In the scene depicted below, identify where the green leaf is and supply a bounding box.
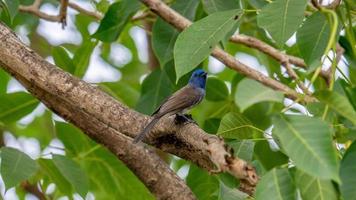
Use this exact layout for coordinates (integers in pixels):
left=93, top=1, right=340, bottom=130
left=92, top=0, right=140, bottom=42
left=295, top=169, right=338, bottom=200
left=315, top=90, right=356, bottom=125
left=52, top=46, right=75, bottom=74
left=235, top=78, right=284, bottom=112
left=152, top=0, right=200, bottom=67
left=297, top=12, right=330, bottom=71
left=218, top=181, right=248, bottom=200
left=0, top=92, right=39, bottom=123
left=206, top=77, right=229, bottom=101
left=217, top=112, right=256, bottom=139
left=38, top=158, right=72, bottom=195
left=228, top=140, right=254, bottom=161
left=0, top=68, right=10, bottom=94
left=257, top=0, right=307, bottom=47
left=100, top=81, right=140, bottom=108
left=0, top=147, right=38, bottom=189
left=73, top=40, right=97, bottom=78
left=272, top=115, right=340, bottom=181
left=255, top=168, right=296, bottom=200
left=340, top=141, right=356, bottom=200
left=174, top=9, right=242, bottom=80
left=187, top=165, right=219, bottom=200
left=136, top=67, right=175, bottom=115
left=202, top=0, right=240, bottom=14
left=53, top=155, right=89, bottom=198
left=254, top=141, right=289, bottom=170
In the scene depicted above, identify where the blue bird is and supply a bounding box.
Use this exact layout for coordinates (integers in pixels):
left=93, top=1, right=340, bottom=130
left=133, top=69, right=207, bottom=143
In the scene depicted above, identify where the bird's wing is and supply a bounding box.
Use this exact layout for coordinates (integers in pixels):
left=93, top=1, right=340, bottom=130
left=153, top=85, right=204, bottom=117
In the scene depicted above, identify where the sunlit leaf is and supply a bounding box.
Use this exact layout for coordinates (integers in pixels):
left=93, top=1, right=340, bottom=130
left=0, top=147, right=38, bottom=189
left=218, top=181, right=248, bottom=200
left=235, top=78, right=284, bottom=112
left=257, top=0, right=307, bottom=47
left=100, top=81, right=140, bottom=108
left=0, top=68, right=9, bottom=94
left=187, top=165, right=219, bottom=200
left=228, top=140, right=254, bottom=161
left=273, top=115, right=339, bottom=181
left=174, top=9, right=242, bottom=80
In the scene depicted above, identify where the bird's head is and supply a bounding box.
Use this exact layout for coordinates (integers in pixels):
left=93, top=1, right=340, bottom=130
left=188, top=69, right=207, bottom=89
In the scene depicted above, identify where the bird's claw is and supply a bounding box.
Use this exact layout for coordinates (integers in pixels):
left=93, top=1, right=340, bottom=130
left=174, top=114, right=197, bottom=125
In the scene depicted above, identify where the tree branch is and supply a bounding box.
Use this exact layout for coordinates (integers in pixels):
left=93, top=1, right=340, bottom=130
left=0, top=22, right=258, bottom=196
left=20, top=181, right=48, bottom=200
left=139, top=0, right=315, bottom=102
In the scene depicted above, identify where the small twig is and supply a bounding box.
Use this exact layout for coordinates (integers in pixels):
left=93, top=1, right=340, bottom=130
left=282, top=60, right=311, bottom=95
left=59, top=0, right=68, bottom=28
left=21, top=181, right=48, bottom=200
left=67, top=1, right=102, bottom=20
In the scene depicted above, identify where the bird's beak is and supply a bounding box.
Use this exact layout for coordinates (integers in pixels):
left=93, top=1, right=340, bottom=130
left=203, top=72, right=207, bottom=77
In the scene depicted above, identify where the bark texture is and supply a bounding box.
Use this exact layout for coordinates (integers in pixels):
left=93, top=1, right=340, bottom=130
left=0, top=21, right=258, bottom=196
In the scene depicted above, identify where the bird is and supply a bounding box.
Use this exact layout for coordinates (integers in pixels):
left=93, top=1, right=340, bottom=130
left=133, top=69, right=207, bottom=143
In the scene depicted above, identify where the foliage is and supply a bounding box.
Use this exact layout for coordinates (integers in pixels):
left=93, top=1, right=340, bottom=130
left=0, top=0, right=355, bottom=199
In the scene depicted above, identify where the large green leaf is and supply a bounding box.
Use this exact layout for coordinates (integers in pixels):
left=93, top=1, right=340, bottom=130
left=340, top=141, right=356, bottom=200
left=235, top=78, right=284, bottom=112
left=217, top=112, right=256, bottom=139
left=136, top=67, right=175, bottom=115
left=257, top=0, right=307, bottom=47
left=152, top=0, right=200, bottom=67
left=0, top=92, right=38, bottom=123
left=92, top=0, right=140, bottom=42
left=256, top=168, right=296, bottom=200
left=100, top=81, right=140, bottom=108
left=273, top=115, right=339, bottom=181
left=0, top=147, right=38, bottom=189
left=52, top=46, right=75, bottom=74
left=73, top=40, right=97, bottom=78
left=174, top=9, right=242, bottom=80
left=206, top=77, right=229, bottom=101
left=187, top=165, right=219, bottom=200
left=53, top=155, right=89, bottom=198
left=297, top=12, right=330, bottom=71
left=315, top=90, right=356, bottom=125
left=202, top=0, right=240, bottom=14
left=295, top=169, right=338, bottom=200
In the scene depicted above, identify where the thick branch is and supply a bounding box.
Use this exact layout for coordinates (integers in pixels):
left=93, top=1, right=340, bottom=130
left=139, top=0, right=315, bottom=102
left=20, top=181, right=47, bottom=200
left=0, top=23, right=194, bottom=200
left=0, top=22, right=258, bottom=195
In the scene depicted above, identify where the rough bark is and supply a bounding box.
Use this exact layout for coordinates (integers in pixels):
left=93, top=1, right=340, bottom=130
left=0, top=21, right=258, bottom=196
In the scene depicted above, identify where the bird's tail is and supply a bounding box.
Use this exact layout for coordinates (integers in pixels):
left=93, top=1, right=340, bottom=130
left=133, top=117, right=160, bottom=143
